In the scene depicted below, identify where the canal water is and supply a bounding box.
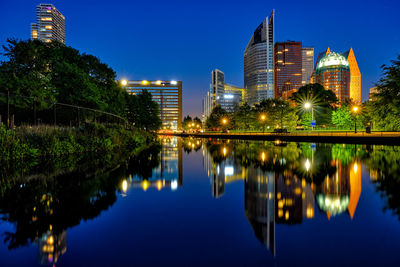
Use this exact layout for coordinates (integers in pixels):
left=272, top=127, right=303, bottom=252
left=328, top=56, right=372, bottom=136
left=0, top=136, right=399, bottom=266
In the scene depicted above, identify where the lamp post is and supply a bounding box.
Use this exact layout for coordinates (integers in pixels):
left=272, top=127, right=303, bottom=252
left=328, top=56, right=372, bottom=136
left=304, top=101, right=314, bottom=130
left=260, top=113, right=266, bottom=133
left=221, top=117, right=228, bottom=132
left=353, top=106, right=358, bottom=133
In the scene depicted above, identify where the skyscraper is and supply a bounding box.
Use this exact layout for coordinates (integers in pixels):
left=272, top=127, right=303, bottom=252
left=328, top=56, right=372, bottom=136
left=31, top=4, right=65, bottom=44
left=341, top=48, right=361, bottom=104
left=274, top=41, right=302, bottom=98
left=314, top=51, right=350, bottom=103
left=202, top=69, right=244, bottom=121
left=244, top=10, right=275, bottom=105
left=302, top=47, right=314, bottom=85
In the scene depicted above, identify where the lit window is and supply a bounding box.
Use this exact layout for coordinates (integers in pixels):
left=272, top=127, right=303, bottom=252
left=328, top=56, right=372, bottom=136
left=41, top=17, right=52, bottom=21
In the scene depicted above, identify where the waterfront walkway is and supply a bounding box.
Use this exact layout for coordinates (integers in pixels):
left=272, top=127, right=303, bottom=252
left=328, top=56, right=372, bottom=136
left=164, top=131, right=400, bottom=145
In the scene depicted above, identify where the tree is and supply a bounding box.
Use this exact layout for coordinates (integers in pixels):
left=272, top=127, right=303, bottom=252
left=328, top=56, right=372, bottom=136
left=291, top=83, right=338, bottom=126
left=182, top=115, right=193, bottom=130
left=127, top=90, right=161, bottom=131
left=0, top=39, right=161, bottom=131
left=206, top=105, right=228, bottom=130
left=232, top=103, right=255, bottom=130
left=254, top=99, right=298, bottom=130
left=367, top=55, right=400, bottom=130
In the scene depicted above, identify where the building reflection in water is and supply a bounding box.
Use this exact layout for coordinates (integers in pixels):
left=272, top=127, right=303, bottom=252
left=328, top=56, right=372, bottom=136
left=121, top=136, right=183, bottom=193
left=201, top=140, right=363, bottom=256
left=38, top=230, right=66, bottom=265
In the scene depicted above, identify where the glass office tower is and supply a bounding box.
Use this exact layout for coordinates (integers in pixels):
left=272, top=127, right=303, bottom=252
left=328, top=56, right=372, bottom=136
left=244, top=10, right=275, bottom=105
left=31, top=4, right=65, bottom=44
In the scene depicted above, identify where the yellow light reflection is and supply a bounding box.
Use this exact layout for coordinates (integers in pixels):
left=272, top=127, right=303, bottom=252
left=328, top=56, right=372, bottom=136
left=157, top=180, right=162, bottom=191
left=353, top=162, right=358, bottom=174
left=122, top=179, right=128, bottom=192
left=142, top=180, right=149, bottom=191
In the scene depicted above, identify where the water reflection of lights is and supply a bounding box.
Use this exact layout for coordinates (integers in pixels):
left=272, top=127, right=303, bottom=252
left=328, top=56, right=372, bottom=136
left=316, top=194, right=350, bottom=216
left=142, top=180, right=150, bottom=191
left=224, top=166, right=234, bottom=176
left=353, top=162, right=358, bottom=174
left=222, top=147, right=227, bottom=156
left=171, top=180, right=178, bottom=190
left=122, top=180, right=128, bottom=192
left=261, top=152, right=265, bottom=162
left=305, top=159, right=311, bottom=171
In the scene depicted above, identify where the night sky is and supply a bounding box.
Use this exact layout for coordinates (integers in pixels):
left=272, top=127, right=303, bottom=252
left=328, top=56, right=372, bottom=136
left=1, top=0, right=399, bottom=117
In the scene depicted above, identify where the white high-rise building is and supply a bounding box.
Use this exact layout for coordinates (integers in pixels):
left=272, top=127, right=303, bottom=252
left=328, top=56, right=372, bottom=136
left=244, top=10, right=275, bottom=105
left=31, top=4, right=65, bottom=44
left=302, top=47, right=314, bottom=85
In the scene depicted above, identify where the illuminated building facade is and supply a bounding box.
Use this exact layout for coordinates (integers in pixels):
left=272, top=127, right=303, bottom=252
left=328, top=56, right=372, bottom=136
left=302, top=47, right=314, bottom=85
left=123, top=80, right=182, bottom=130
left=342, top=48, right=362, bottom=104
left=274, top=41, right=303, bottom=98
left=202, top=70, right=244, bottom=121
left=314, top=51, right=350, bottom=103
left=369, top=87, right=378, bottom=101
left=31, top=4, right=65, bottom=44
left=244, top=10, right=275, bottom=105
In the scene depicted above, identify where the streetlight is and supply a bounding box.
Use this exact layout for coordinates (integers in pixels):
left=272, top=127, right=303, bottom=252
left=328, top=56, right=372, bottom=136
left=352, top=106, right=359, bottom=133
left=260, top=113, right=266, bottom=133
left=121, top=79, right=127, bottom=86
left=304, top=101, right=314, bottom=130
left=221, top=118, right=228, bottom=125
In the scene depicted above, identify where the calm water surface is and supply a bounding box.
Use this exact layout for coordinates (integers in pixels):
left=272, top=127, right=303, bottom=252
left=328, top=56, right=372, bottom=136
left=1, top=137, right=400, bottom=266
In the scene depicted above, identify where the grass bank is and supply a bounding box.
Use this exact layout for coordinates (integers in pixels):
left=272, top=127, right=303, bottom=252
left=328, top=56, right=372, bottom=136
left=0, top=123, right=155, bottom=160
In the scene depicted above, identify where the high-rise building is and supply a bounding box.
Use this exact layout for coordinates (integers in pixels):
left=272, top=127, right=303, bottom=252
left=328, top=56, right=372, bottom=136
left=314, top=51, right=350, bottom=103
left=31, top=4, right=65, bottom=44
left=122, top=80, right=182, bottom=130
left=313, top=47, right=361, bottom=104
left=244, top=10, right=275, bottom=105
left=202, top=69, right=244, bottom=122
left=302, top=47, right=314, bottom=85
left=369, top=87, right=378, bottom=101
left=274, top=41, right=303, bottom=98
left=341, top=48, right=361, bottom=104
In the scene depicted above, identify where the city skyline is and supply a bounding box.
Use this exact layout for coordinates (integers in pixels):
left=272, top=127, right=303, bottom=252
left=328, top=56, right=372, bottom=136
left=0, top=0, right=399, bottom=116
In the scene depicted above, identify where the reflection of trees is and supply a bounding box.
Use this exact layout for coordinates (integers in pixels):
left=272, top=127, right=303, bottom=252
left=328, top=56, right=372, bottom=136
left=0, top=144, right=162, bottom=253
left=363, top=146, right=400, bottom=220
left=127, top=144, right=161, bottom=179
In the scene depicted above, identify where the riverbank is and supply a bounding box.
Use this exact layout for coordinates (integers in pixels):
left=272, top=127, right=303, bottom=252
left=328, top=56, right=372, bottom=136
left=166, top=131, right=400, bottom=145
left=0, top=123, right=155, bottom=161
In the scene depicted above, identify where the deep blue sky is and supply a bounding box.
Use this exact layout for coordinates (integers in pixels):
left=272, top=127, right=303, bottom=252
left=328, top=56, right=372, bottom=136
left=1, top=0, right=399, bottom=117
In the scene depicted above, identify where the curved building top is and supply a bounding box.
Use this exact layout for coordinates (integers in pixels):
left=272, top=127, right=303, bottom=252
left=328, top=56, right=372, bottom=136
left=316, top=52, right=350, bottom=72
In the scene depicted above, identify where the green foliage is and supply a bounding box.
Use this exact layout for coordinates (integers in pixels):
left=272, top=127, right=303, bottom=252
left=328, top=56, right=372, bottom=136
left=0, top=39, right=161, bottom=131
left=126, top=90, right=161, bottom=131
left=0, top=123, right=153, bottom=161
left=331, top=106, right=355, bottom=129
left=232, top=103, right=255, bottom=130
left=366, top=55, right=400, bottom=130
left=253, top=99, right=298, bottom=130
left=291, top=83, right=338, bottom=126
left=206, top=105, right=229, bottom=130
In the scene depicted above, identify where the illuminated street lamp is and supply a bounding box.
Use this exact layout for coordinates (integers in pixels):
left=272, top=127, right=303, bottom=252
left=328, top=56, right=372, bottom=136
left=121, top=79, right=127, bottom=86
left=221, top=118, right=228, bottom=125
left=352, top=106, right=359, bottom=133
left=260, top=113, right=266, bottom=133
left=304, top=101, right=314, bottom=130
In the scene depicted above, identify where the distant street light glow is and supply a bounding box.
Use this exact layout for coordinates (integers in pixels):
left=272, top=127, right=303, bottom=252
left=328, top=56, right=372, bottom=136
left=121, top=79, right=127, bottom=86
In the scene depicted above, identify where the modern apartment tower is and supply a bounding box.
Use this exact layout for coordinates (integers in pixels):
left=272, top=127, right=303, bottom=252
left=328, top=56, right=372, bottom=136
left=274, top=41, right=302, bottom=98
left=122, top=80, right=183, bottom=130
left=244, top=10, right=275, bottom=105
left=302, top=47, right=314, bottom=85
left=31, top=4, right=65, bottom=44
